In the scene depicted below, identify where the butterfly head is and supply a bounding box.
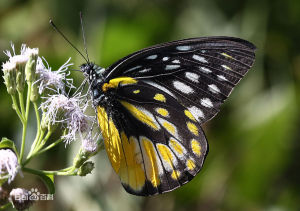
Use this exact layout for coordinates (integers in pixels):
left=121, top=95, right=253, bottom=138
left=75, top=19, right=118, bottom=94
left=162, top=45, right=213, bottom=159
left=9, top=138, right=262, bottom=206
left=80, top=63, right=105, bottom=82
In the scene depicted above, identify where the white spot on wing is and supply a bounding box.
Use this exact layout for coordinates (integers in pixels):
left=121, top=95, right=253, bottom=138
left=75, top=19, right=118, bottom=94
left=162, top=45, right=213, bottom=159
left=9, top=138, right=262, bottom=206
left=208, top=84, right=220, bottom=94
left=188, top=106, right=204, bottom=121
left=173, top=81, right=194, bottom=94
left=144, top=81, right=177, bottom=99
left=221, top=64, right=232, bottom=70
left=124, top=65, right=142, bottom=74
left=199, top=67, right=212, bottom=74
left=217, top=75, right=228, bottom=81
left=146, top=55, right=158, bottom=59
left=162, top=57, right=169, bottom=61
left=165, top=65, right=180, bottom=70
left=200, top=98, right=213, bottom=108
left=172, top=60, right=180, bottom=64
left=139, top=68, right=151, bottom=73
left=192, top=54, right=208, bottom=63
left=176, top=46, right=191, bottom=51
left=185, top=72, right=199, bottom=83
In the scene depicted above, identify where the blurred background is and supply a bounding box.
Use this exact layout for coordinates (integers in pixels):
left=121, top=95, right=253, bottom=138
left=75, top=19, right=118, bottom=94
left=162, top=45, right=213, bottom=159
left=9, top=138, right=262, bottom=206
left=0, top=0, right=299, bottom=210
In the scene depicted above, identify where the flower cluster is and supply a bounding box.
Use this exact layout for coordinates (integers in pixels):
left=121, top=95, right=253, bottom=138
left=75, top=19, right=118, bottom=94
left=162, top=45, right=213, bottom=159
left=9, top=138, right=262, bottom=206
left=41, top=93, right=92, bottom=144
left=0, top=149, right=19, bottom=184
left=36, top=57, right=74, bottom=94
left=0, top=43, right=101, bottom=210
left=2, top=43, right=38, bottom=95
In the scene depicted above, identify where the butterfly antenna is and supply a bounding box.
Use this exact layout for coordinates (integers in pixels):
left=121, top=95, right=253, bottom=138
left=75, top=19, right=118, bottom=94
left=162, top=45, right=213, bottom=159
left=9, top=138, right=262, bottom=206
left=79, top=12, right=90, bottom=63
left=49, top=19, right=88, bottom=63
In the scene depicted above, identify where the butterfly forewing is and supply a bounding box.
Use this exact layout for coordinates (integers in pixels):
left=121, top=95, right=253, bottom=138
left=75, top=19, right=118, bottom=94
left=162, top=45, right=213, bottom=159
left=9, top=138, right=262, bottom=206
left=93, top=36, right=256, bottom=196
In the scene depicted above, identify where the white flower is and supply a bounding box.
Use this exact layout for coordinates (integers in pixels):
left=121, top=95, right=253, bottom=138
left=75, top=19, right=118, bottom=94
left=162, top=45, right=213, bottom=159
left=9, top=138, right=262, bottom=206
left=36, top=57, right=74, bottom=94
left=82, top=134, right=99, bottom=153
left=2, top=60, right=16, bottom=72
left=41, top=94, right=91, bottom=144
left=0, top=149, right=19, bottom=184
left=4, top=43, right=38, bottom=66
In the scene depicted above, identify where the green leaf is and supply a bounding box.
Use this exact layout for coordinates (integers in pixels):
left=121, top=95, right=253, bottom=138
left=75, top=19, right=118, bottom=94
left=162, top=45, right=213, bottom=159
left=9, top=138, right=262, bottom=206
left=34, top=173, right=55, bottom=194
left=22, top=168, right=55, bottom=194
left=40, top=174, right=55, bottom=194
left=0, top=137, right=19, bottom=159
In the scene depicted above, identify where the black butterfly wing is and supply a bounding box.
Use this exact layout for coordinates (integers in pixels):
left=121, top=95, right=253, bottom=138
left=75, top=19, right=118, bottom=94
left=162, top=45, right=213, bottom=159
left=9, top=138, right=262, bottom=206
left=97, top=37, right=255, bottom=196
left=104, top=36, right=256, bottom=123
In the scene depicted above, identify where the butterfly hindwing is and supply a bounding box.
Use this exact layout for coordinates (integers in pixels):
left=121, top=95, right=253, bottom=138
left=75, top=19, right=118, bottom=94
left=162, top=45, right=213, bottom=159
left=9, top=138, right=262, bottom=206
left=96, top=80, right=208, bottom=195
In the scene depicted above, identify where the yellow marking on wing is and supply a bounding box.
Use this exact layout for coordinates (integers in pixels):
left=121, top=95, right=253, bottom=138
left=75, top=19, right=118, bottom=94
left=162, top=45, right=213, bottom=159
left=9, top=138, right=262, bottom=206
left=141, top=137, right=160, bottom=187
left=120, top=101, right=159, bottom=130
left=154, top=93, right=166, bottom=102
left=163, top=121, right=176, bottom=135
left=133, top=89, right=140, bottom=94
left=157, top=144, right=174, bottom=168
left=184, top=109, right=196, bottom=122
left=187, top=121, right=199, bottom=136
left=119, top=133, right=145, bottom=191
left=221, top=52, right=233, bottom=59
left=169, top=138, right=184, bottom=156
left=156, top=108, right=169, bottom=117
left=191, top=139, right=201, bottom=156
left=97, top=106, right=122, bottom=173
left=171, top=170, right=181, bottom=180
left=102, top=77, right=137, bottom=92
left=186, top=159, right=196, bottom=171
left=222, top=65, right=232, bottom=71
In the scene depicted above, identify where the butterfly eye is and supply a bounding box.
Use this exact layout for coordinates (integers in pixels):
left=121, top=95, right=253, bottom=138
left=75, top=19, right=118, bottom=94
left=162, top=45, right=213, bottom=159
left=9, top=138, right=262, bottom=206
left=80, top=63, right=91, bottom=75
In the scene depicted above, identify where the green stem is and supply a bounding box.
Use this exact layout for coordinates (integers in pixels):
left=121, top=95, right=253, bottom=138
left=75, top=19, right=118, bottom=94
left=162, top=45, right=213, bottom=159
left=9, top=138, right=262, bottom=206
left=35, top=138, right=63, bottom=156
left=23, top=166, right=76, bottom=176
left=25, top=138, right=63, bottom=166
left=27, top=129, right=45, bottom=159
left=25, top=82, right=31, bottom=120
left=35, top=130, right=53, bottom=152
left=25, top=129, right=46, bottom=165
left=19, top=120, right=27, bottom=164
left=33, top=102, right=41, bottom=140
left=28, top=102, right=41, bottom=155
left=19, top=83, right=31, bottom=164
left=0, top=203, right=12, bottom=210
left=11, top=95, right=24, bottom=123
left=18, top=91, right=25, bottom=117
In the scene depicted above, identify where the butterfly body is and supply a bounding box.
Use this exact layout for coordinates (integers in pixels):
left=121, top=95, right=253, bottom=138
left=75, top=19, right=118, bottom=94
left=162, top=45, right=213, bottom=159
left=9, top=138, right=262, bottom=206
left=81, top=37, right=256, bottom=196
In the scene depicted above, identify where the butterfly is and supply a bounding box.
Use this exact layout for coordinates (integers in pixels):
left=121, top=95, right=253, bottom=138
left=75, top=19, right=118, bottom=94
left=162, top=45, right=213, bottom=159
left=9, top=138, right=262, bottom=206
left=80, top=37, right=256, bottom=196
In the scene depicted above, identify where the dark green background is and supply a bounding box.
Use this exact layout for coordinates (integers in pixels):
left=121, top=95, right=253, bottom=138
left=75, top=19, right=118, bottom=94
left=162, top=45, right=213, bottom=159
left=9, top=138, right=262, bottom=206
left=0, top=0, right=299, bottom=210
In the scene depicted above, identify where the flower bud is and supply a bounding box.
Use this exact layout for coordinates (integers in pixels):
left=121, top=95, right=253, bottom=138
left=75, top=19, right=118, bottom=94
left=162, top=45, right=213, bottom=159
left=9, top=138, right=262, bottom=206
left=73, top=136, right=100, bottom=168
left=77, top=161, right=95, bottom=176
left=10, top=55, right=27, bottom=93
left=25, top=55, right=37, bottom=83
left=2, top=61, right=17, bottom=95
left=9, top=188, right=33, bottom=211
left=82, top=137, right=99, bottom=155
left=30, top=83, right=39, bottom=102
